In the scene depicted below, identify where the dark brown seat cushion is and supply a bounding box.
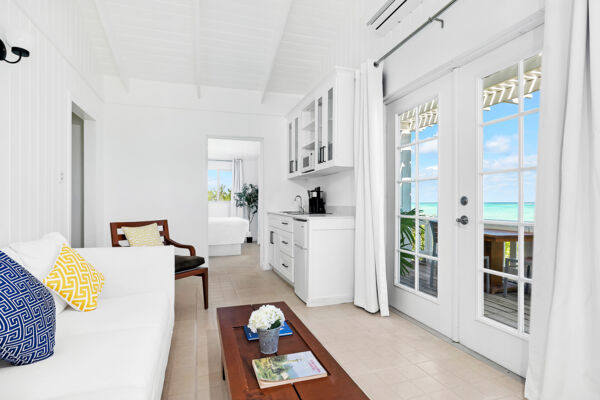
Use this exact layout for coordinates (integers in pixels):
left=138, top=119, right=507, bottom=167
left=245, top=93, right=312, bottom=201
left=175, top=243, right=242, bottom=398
left=175, top=255, right=206, bottom=273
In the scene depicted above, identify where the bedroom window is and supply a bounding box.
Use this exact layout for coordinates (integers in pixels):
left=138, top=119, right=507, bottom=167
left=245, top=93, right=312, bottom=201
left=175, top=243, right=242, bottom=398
left=208, top=168, right=232, bottom=201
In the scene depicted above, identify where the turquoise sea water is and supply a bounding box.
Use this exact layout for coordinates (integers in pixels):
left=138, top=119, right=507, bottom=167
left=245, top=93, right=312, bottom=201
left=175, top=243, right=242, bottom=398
left=417, top=202, right=535, bottom=222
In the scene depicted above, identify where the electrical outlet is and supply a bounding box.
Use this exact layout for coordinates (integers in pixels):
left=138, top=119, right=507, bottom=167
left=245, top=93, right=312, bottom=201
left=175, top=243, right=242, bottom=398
left=58, top=171, right=64, bottom=183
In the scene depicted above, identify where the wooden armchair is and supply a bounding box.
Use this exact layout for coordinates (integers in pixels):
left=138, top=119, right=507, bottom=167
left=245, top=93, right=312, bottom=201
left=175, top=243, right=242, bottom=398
left=109, top=219, right=208, bottom=309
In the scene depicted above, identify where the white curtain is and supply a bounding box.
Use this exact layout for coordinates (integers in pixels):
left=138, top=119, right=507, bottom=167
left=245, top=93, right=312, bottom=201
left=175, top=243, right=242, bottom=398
left=231, top=159, right=244, bottom=218
left=525, top=1, right=600, bottom=398
left=353, top=61, right=389, bottom=316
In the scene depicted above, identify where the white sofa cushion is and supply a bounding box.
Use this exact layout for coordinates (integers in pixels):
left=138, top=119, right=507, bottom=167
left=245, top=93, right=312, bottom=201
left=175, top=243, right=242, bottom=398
left=55, top=291, right=170, bottom=339
left=0, top=327, right=165, bottom=399
left=9, top=233, right=69, bottom=314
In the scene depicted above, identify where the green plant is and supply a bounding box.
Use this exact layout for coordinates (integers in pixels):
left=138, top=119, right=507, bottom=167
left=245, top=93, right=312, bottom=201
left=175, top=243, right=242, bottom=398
left=208, top=185, right=231, bottom=201
left=398, top=209, right=427, bottom=277
left=234, top=183, right=259, bottom=224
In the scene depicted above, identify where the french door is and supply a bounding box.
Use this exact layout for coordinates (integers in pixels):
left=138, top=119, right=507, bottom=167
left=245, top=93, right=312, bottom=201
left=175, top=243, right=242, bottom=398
left=387, top=74, right=455, bottom=338
left=456, top=29, right=542, bottom=376
left=387, top=27, right=542, bottom=376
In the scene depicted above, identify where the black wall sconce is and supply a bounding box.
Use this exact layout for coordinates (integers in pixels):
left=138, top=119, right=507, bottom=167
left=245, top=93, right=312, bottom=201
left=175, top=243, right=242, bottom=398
left=0, top=38, right=30, bottom=64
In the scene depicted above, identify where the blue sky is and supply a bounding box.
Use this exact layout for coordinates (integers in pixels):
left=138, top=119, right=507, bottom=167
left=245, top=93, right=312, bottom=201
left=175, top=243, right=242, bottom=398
left=208, top=170, right=232, bottom=191
left=483, top=90, right=539, bottom=203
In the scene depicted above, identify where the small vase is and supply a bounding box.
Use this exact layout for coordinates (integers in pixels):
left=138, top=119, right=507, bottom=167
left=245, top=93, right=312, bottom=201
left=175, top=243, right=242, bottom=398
left=257, top=326, right=281, bottom=354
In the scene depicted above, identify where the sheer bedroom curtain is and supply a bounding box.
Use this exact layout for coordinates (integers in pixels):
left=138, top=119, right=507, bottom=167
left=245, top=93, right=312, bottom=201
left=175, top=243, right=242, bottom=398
left=231, top=159, right=244, bottom=218
left=353, top=61, right=389, bottom=316
left=525, top=1, right=600, bottom=398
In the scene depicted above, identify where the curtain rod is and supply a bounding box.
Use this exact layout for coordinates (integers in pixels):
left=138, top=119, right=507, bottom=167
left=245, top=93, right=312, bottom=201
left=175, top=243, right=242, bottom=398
left=374, top=0, right=458, bottom=67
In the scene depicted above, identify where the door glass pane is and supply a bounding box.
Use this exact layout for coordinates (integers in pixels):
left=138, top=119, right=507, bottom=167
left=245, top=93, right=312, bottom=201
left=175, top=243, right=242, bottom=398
left=399, top=218, right=416, bottom=251
left=327, top=88, right=333, bottom=161
left=484, top=224, right=518, bottom=280
left=483, top=173, right=518, bottom=221
left=398, top=182, right=416, bottom=214
left=399, top=252, right=415, bottom=288
left=419, top=220, right=438, bottom=256
left=483, top=118, right=519, bottom=171
left=483, top=273, right=518, bottom=329
left=419, top=180, right=438, bottom=218
left=419, top=140, right=438, bottom=178
left=482, top=63, right=519, bottom=122
left=524, top=54, right=542, bottom=111
left=524, top=113, right=539, bottom=167
left=400, top=146, right=416, bottom=179
left=418, top=99, right=438, bottom=141
left=525, top=283, right=532, bottom=333
left=398, top=111, right=416, bottom=145
left=523, top=170, right=536, bottom=222
left=524, top=226, right=534, bottom=278
left=418, top=257, right=437, bottom=297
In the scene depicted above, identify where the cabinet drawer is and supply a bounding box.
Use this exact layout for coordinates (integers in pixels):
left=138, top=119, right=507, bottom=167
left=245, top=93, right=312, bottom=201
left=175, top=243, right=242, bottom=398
left=278, top=251, right=294, bottom=283
left=268, top=214, right=293, bottom=233
left=279, top=231, right=293, bottom=257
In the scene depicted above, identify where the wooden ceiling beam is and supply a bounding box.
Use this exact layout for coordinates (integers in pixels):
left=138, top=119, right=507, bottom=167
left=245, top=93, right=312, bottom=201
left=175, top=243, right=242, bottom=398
left=94, top=0, right=130, bottom=91
left=260, top=0, right=293, bottom=103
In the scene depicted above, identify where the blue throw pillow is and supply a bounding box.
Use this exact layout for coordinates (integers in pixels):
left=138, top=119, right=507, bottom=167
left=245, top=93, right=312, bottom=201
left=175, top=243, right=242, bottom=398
left=0, top=251, right=56, bottom=365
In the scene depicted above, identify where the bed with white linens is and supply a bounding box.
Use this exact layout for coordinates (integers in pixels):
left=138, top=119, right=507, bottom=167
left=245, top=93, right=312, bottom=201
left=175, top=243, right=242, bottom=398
left=208, top=217, right=250, bottom=256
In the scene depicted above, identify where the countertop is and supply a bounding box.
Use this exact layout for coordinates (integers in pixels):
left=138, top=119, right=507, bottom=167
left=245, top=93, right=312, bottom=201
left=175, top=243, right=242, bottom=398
left=268, top=210, right=354, bottom=221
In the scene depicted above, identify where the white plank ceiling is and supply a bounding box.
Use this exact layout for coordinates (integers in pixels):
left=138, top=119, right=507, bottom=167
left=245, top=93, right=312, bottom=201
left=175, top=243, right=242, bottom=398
left=77, top=0, right=356, bottom=96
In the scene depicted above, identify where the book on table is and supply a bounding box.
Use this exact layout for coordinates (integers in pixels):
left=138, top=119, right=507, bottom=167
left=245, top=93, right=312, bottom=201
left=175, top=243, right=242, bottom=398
left=252, top=351, right=327, bottom=389
left=243, top=321, right=293, bottom=341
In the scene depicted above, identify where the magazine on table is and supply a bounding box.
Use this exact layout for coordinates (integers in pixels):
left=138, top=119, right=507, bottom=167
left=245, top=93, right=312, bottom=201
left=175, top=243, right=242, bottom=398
left=251, top=351, right=327, bottom=389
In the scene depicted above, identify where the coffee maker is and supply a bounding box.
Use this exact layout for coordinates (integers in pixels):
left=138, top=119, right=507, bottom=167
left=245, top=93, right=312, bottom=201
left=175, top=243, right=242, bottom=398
left=307, top=187, right=326, bottom=214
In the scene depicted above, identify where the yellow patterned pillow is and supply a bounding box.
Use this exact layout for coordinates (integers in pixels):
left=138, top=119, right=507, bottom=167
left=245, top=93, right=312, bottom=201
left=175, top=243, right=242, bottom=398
left=43, top=244, right=104, bottom=312
left=121, top=223, right=164, bottom=247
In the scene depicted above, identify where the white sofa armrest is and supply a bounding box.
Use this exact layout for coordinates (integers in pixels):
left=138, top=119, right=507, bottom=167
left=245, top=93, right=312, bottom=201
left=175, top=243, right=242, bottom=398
left=77, top=246, right=174, bottom=304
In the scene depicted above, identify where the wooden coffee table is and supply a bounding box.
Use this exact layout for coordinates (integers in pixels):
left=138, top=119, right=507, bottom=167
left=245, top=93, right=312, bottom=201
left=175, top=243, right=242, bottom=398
left=217, top=301, right=368, bottom=399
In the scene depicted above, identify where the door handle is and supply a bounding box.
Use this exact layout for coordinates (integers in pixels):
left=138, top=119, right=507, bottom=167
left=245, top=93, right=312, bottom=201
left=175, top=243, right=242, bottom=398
left=281, top=240, right=289, bottom=245
left=456, top=215, right=469, bottom=225
left=282, top=263, right=289, bottom=268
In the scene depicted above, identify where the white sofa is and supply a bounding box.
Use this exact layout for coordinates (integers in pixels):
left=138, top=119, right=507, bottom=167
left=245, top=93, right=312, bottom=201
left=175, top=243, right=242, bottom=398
left=0, top=246, right=175, bottom=400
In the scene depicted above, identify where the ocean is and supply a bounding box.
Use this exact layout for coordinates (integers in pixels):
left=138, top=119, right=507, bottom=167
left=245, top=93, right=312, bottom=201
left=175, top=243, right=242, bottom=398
left=417, top=202, right=535, bottom=222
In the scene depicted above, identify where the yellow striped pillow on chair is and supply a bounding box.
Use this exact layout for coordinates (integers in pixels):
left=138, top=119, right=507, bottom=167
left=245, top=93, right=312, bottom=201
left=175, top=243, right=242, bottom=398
left=121, top=223, right=164, bottom=247
left=43, top=244, right=104, bottom=312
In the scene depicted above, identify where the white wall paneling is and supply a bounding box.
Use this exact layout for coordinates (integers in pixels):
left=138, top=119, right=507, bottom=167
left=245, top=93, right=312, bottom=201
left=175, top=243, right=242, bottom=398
left=0, top=0, right=104, bottom=246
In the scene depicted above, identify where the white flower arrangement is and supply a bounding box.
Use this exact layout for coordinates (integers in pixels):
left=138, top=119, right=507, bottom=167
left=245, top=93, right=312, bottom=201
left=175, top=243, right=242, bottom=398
left=248, top=305, right=285, bottom=333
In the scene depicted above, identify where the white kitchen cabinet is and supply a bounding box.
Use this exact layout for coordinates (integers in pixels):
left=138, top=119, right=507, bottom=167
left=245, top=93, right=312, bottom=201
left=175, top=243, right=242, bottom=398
left=286, top=67, right=355, bottom=179
left=268, top=213, right=294, bottom=284
left=292, top=217, right=355, bottom=307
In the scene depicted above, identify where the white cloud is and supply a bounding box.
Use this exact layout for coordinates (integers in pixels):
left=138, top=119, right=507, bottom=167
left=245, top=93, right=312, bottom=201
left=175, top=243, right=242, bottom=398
left=483, top=155, right=518, bottom=170
left=419, top=140, right=438, bottom=154
left=484, top=136, right=513, bottom=153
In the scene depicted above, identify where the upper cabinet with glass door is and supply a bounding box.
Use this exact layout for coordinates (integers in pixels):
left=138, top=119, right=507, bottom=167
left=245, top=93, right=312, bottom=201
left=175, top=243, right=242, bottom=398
left=286, top=67, right=355, bottom=179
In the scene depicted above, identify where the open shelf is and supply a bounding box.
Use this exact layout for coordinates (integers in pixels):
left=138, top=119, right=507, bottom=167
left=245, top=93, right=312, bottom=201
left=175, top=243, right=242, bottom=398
left=303, top=120, right=315, bottom=131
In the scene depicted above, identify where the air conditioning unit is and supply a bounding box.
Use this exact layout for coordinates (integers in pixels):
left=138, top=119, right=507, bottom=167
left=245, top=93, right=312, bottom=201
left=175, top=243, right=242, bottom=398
left=366, top=0, right=424, bottom=35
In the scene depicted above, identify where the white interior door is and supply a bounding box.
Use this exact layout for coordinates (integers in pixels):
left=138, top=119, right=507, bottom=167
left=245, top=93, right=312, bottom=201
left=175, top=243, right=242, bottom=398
left=387, top=73, right=455, bottom=338
left=456, top=28, right=542, bottom=376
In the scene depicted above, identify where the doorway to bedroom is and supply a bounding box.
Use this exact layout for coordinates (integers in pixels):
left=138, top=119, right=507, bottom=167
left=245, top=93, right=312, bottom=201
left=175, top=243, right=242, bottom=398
left=206, top=138, right=262, bottom=266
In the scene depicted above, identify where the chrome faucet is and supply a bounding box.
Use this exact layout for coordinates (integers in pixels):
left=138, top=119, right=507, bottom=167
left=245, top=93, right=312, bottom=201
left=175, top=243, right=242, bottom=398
left=294, top=195, right=304, bottom=214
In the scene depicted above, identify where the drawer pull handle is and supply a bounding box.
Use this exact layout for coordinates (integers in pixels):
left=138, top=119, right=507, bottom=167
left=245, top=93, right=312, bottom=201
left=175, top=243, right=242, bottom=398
left=281, top=222, right=289, bottom=225
left=282, top=263, right=289, bottom=268
left=281, top=240, right=289, bottom=245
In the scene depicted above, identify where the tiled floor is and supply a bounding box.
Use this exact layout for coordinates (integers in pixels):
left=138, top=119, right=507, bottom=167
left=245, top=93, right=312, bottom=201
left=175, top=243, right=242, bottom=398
left=161, top=244, right=525, bottom=400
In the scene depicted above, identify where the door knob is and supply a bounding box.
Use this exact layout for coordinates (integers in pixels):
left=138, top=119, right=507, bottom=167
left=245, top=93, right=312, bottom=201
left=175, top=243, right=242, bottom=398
left=456, top=215, right=469, bottom=225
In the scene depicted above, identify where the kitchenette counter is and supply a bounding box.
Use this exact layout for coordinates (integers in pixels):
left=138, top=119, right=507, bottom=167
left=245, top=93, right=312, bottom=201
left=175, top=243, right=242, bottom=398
left=267, top=211, right=354, bottom=221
